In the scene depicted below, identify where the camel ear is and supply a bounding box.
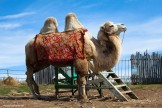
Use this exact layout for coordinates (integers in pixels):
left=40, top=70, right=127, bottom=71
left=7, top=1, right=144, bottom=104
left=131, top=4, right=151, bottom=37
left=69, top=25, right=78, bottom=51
left=100, top=25, right=105, bottom=31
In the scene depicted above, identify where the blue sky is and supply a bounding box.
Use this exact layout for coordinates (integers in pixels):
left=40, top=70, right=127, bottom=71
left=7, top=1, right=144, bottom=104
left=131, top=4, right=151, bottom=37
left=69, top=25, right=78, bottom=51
left=0, top=0, right=162, bottom=71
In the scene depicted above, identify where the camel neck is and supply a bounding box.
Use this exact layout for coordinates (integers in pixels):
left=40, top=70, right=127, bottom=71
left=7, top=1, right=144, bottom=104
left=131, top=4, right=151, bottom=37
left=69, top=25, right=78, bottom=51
left=92, top=35, right=122, bottom=72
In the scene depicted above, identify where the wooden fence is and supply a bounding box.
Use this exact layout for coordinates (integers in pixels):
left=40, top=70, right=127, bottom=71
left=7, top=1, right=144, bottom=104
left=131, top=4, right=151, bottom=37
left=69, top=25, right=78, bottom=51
left=131, top=51, right=162, bottom=84
left=34, top=66, right=67, bottom=84
left=34, top=66, right=55, bottom=84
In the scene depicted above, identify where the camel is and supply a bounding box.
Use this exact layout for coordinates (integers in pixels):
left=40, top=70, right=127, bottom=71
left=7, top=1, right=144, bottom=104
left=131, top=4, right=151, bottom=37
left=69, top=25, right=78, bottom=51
left=25, top=13, right=126, bottom=100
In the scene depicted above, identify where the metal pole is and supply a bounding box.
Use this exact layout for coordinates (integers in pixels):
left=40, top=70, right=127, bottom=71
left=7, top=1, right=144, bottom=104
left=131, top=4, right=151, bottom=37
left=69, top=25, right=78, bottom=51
left=71, top=66, right=74, bottom=96
left=55, top=67, right=59, bottom=98
left=7, top=69, right=9, bottom=77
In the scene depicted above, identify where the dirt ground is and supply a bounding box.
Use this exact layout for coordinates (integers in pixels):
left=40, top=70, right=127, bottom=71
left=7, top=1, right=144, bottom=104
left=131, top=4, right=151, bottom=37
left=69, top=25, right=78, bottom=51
left=0, top=87, right=162, bottom=108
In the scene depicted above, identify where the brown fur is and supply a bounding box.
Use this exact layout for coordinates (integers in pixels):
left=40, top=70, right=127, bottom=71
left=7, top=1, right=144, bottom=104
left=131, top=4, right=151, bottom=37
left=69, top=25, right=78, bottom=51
left=25, top=13, right=126, bottom=100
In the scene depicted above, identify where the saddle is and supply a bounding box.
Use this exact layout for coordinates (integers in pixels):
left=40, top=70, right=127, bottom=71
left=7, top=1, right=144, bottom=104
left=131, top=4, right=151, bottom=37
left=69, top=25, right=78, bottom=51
left=34, top=28, right=87, bottom=63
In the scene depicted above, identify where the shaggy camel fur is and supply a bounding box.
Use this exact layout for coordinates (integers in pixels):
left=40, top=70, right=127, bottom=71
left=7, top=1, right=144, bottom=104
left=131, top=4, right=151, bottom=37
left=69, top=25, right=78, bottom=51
left=65, top=13, right=84, bottom=31
left=25, top=13, right=126, bottom=100
left=40, top=17, right=58, bottom=34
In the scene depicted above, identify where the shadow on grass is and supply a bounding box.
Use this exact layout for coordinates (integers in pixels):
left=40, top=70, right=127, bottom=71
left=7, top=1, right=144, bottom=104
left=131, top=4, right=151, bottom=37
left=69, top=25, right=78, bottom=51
left=0, top=95, right=115, bottom=102
left=0, top=95, right=80, bottom=102
left=0, top=96, right=58, bottom=101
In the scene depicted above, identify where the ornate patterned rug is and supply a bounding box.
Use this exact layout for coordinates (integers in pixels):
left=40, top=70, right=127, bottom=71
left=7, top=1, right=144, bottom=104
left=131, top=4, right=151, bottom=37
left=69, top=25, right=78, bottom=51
left=34, top=28, right=87, bottom=63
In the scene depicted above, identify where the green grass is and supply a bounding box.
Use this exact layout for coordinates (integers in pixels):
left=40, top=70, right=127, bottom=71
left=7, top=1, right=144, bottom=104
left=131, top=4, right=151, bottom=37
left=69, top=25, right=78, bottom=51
left=0, top=81, right=55, bottom=96
left=0, top=79, right=4, bottom=86
left=0, top=83, right=30, bottom=96
left=39, top=84, right=54, bottom=91
left=0, top=80, right=162, bottom=96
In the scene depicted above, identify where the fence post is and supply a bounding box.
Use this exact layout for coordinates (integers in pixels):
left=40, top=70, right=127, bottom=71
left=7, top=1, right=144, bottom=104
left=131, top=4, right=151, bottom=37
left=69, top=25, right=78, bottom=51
left=7, top=69, right=9, bottom=77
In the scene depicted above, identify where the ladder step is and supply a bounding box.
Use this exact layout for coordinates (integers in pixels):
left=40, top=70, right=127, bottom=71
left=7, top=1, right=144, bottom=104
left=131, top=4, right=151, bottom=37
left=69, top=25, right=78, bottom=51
left=121, top=90, right=132, bottom=94
left=58, top=90, right=72, bottom=93
left=115, top=84, right=126, bottom=88
left=96, top=72, right=138, bottom=101
left=108, top=78, right=121, bottom=80
left=87, top=73, right=97, bottom=77
left=87, top=79, right=103, bottom=84
left=107, top=72, right=115, bottom=74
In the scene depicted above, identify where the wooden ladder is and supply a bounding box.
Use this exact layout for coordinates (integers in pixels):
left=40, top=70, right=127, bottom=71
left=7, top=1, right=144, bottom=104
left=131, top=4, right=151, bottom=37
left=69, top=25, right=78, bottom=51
left=96, top=72, right=138, bottom=101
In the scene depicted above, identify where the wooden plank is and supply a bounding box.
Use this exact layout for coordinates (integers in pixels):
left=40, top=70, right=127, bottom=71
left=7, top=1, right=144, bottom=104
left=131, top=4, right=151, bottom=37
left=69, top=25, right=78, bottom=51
left=108, top=78, right=121, bottom=80
left=55, top=84, right=77, bottom=89
left=131, top=51, right=162, bottom=84
left=97, top=73, right=128, bottom=101
left=121, top=91, right=132, bottom=94
left=108, top=71, right=138, bottom=100
left=86, top=86, right=111, bottom=89
left=107, top=72, right=116, bottom=74
left=58, top=90, right=73, bottom=93
left=115, top=84, right=126, bottom=88
left=87, top=79, right=103, bottom=84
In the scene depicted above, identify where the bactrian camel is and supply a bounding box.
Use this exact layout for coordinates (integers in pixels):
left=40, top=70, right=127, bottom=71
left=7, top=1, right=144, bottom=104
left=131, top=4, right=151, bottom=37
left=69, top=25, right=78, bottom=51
left=25, top=13, right=126, bottom=100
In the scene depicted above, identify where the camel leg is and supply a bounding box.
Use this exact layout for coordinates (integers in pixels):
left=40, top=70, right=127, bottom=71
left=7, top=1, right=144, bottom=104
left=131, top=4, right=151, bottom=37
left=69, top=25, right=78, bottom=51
left=31, top=76, right=40, bottom=95
left=75, top=59, right=88, bottom=100
left=26, top=67, right=39, bottom=98
left=78, top=74, right=87, bottom=99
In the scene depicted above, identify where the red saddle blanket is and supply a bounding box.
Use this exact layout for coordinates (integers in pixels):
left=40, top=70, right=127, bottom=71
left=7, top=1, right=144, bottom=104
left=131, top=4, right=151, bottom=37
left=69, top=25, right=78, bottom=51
left=34, top=28, right=87, bottom=63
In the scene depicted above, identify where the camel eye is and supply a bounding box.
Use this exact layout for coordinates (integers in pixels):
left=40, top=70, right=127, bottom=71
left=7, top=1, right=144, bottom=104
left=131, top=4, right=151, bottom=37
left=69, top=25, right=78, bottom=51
left=109, top=25, right=114, bottom=28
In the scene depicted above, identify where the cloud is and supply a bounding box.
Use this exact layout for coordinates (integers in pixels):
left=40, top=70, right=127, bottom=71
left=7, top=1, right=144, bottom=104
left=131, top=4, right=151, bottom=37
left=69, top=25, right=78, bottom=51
left=0, top=12, right=35, bottom=20
left=121, top=16, right=162, bottom=58
left=0, top=30, right=36, bottom=69
left=122, top=38, right=162, bottom=56
left=80, top=3, right=100, bottom=9
left=0, top=23, right=22, bottom=29
left=128, top=16, right=162, bottom=35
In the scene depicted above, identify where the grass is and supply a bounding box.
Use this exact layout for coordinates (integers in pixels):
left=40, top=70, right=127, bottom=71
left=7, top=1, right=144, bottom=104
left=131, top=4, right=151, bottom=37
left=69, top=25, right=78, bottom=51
left=0, top=79, right=4, bottom=86
left=0, top=80, right=55, bottom=96
left=39, top=84, right=54, bottom=91
left=0, top=83, right=30, bottom=96
left=0, top=79, right=162, bottom=96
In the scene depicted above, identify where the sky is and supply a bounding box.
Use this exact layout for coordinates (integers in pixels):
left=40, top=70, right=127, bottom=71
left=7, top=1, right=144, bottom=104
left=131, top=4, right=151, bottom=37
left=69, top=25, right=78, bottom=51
left=0, top=0, right=162, bottom=71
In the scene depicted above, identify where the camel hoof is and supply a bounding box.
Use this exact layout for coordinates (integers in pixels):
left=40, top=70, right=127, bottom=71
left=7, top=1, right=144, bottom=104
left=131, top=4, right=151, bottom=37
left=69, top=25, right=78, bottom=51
left=79, top=95, right=87, bottom=100
left=41, top=96, right=52, bottom=100
left=32, top=94, right=41, bottom=100
left=79, top=98, right=91, bottom=103
left=33, top=95, right=54, bottom=100
left=78, top=95, right=90, bottom=103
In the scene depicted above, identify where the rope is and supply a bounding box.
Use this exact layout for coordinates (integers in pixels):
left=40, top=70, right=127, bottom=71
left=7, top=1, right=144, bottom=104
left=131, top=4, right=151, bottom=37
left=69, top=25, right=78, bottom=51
left=121, top=31, right=125, bottom=44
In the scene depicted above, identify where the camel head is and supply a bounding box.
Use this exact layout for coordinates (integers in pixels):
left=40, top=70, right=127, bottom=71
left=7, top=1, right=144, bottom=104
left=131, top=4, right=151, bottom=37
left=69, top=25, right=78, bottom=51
left=40, top=17, right=58, bottom=34
left=65, top=13, right=84, bottom=31
left=100, top=21, right=126, bottom=36
left=97, top=21, right=126, bottom=45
